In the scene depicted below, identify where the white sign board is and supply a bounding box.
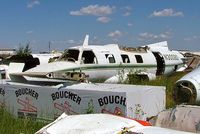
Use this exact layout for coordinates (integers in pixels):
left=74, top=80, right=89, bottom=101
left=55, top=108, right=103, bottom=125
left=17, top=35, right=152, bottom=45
left=0, top=81, right=165, bottom=121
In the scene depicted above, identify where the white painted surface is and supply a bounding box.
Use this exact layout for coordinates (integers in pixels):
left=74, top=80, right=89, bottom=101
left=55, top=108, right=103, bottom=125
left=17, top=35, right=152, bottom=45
left=36, top=113, right=195, bottom=134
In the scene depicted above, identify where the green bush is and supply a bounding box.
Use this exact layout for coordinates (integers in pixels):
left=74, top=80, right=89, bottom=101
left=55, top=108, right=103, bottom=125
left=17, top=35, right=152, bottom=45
left=16, top=43, right=32, bottom=57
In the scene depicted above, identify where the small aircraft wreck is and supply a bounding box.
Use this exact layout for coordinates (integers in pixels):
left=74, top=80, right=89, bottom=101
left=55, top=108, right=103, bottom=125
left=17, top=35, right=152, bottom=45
left=8, top=35, right=186, bottom=83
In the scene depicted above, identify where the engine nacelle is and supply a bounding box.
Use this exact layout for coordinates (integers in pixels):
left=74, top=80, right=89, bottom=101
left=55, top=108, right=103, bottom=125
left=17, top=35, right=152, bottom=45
left=173, top=67, right=200, bottom=104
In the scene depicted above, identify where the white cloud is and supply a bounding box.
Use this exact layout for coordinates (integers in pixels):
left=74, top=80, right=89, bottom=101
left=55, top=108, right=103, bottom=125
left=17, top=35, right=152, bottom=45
left=138, top=31, right=172, bottom=41
left=50, top=40, right=77, bottom=45
left=27, top=0, right=40, bottom=8
left=184, top=36, right=200, bottom=41
left=26, top=30, right=33, bottom=34
left=97, top=16, right=111, bottom=23
left=70, top=5, right=115, bottom=16
left=150, top=8, right=184, bottom=17
left=127, top=23, right=133, bottom=27
left=67, top=40, right=76, bottom=44
left=50, top=40, right=65, bottom=44
left=123, top=12, right=131, bottom=16
left=122, top=6, right=132, bottom=16
left=124, top=6, right=132, bottom=11
left=108, top=30, right=122, bottom=38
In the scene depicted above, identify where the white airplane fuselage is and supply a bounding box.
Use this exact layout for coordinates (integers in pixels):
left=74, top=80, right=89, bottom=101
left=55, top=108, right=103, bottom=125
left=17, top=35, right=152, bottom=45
left=23, top=41, right=185, bottom=82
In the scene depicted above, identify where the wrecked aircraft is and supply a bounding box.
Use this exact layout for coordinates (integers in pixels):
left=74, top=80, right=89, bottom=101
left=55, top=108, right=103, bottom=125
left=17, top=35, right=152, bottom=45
left=9, top=35, right=186, bottom=83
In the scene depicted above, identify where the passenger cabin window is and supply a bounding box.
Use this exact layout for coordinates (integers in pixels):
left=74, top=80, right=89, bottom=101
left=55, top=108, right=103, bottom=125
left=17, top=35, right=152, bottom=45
left=82, top=51, right=97, bottom=64
left=58, top=49, right=79, bottom=62
left=135, top=55, right=143, bottom=63
left=121, top=54, right=130, bottom=63
left=105, top=54, right=115, bottom=63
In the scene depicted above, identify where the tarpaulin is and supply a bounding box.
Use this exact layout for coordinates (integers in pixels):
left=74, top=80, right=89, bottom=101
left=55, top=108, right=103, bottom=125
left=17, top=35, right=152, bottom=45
left=155, top=105, right=200, bottom=133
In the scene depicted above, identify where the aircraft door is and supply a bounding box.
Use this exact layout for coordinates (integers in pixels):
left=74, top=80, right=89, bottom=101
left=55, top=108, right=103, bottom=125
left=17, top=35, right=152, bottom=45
left=152, top=52, right=165, bottom=75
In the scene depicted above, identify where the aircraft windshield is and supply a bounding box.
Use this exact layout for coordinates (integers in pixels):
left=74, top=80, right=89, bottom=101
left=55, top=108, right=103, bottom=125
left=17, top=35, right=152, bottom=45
left=58, top=49, right=79, bottom=62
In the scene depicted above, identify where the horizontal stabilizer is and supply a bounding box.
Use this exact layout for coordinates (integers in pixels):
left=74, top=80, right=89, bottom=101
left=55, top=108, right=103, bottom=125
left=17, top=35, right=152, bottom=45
left=145, top=41, right=169, bottom=51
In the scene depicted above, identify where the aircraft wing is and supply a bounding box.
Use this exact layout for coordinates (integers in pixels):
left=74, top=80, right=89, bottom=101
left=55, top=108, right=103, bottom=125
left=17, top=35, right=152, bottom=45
left=10, top=70, right=86, bottom=83
left=36, top=113, right=195, bottom=134
left=10, top=72, right=48, bottom=78
left=9, top=72, right=48, bottom=82
left=8, top=63, right=48, bottom=82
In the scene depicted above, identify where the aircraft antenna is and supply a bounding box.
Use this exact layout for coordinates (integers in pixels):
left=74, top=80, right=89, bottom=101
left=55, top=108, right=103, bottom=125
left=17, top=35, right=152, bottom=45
left=49, top=41, right=51, bottom=53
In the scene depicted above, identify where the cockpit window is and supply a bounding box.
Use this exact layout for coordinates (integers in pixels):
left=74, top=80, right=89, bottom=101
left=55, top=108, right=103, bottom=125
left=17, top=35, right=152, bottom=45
left=58, top=49, right=79, bottom=62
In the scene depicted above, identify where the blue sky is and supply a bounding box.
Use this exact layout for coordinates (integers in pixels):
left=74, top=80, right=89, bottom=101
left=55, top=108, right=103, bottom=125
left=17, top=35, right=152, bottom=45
left=0, top=0, right=200, bottom=52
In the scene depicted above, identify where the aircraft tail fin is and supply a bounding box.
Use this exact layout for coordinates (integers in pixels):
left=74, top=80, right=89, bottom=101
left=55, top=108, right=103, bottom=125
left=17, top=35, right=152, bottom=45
left=8, top=62, right=27, bottom=82
left=83, top=34, right=89, bottom=47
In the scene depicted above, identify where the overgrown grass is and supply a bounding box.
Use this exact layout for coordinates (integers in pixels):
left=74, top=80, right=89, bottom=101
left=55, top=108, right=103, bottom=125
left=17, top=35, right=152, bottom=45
left=128, top=72, right=188, bottom=108
left=0, top=108, right=46, bottom=134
